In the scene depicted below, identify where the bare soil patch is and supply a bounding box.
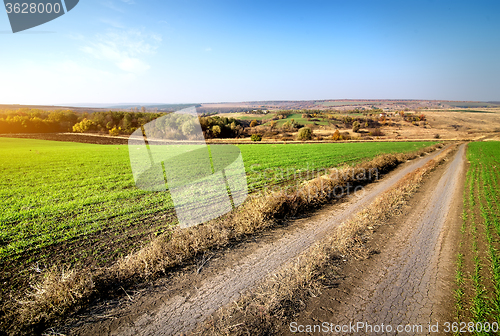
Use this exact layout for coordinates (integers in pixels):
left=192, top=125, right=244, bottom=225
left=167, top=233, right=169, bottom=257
left=0, top=133, right=129, bottom=144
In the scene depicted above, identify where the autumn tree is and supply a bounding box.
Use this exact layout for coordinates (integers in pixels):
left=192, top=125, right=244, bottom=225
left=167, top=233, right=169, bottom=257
left=250, top=134, right=262, bottom=141
left=352, top=121, right=360, bottom=132
left=296, top=127, right=312, bottom=140
left=72, top=118, right=95, bottom=133
left=212, top=125, right=221, bottom=137
left=332, top=129, right=341, bottom=141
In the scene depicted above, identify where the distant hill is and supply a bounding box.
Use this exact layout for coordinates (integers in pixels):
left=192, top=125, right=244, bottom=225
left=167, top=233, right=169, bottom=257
left=0, top=103, right=201, bottom=113
left=105, top=103, right=201, bottom=111
left=0, top=104, right=109, bottom=113
left=2, top=100, right=499, bottom=114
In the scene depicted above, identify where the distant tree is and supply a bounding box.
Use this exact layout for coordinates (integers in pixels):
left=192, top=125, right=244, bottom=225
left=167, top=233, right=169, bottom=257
left=181, top=120, right=197, bottom=137
left=341, top=131, right=352, bottom=140
left=251, top=134, right=262, bottom=141
left=282, top=119, right=301, bottom=131
left=276, top=110, right=293, bottom=119
left=352, top=121, right=360, bottom=132
left=296, top=127, right=312, bottom=140
left=332, top=129, right=341, bottom=141
left=72, top=118, right=94, bottom=133
left=122, top=113, right=133, bottom=130
left=233, top=125, right=243, bottom=137
left=212, top=125, right=221, bottom=137
left=332, top=129, right=353, bottom=140
left=250, top=119, right=258, bottom=127
left=109, top=126, right=121, bottom=136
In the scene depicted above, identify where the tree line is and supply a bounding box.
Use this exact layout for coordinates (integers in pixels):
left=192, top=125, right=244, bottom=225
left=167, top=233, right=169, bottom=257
left=0, top=109, right=79, bottom=133
left=0, top=109, right=245, bottom=138
left=0, top=109, right=174, bottom=135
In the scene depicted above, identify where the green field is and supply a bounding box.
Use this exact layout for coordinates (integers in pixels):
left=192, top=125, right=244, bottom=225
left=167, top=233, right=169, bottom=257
left=232, top=113, right=331, bottom=126
left=0, top=138, right=435, bottom=290
left=272, top=113, right=330, bottom=126
left=242, top=142, right=435, bottom=191
left=237, top=114, right=275, bottom=121
left=456, top=142, right=500, bottom=329
left=0, top=138, right=176, bottom=287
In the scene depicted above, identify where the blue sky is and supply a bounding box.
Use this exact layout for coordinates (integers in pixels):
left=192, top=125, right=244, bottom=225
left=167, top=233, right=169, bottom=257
left=1, top=0, right=499, bottom=104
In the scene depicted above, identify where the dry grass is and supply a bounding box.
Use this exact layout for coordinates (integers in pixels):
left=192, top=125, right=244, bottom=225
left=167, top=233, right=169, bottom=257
left=2, top=143, right=444, bottom=335
left=195, top=144, right=457, bottom=336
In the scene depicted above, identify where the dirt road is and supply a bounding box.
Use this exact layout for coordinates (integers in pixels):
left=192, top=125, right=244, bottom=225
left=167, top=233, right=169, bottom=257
left=55, top=149, right=445, bottom=336
left=289, top=144, right=466, bottom=335
left=329, top=144, right=465, bottom=334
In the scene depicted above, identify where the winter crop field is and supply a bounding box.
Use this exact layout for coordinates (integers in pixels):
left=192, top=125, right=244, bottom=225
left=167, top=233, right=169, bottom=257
left=456, top=141, right=500, bottom=326
left=0, top=137, right=435, bottom=291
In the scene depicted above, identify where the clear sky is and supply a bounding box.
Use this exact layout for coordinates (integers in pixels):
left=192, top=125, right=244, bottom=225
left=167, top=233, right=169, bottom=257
left=1, top=0, right=499, bottom=105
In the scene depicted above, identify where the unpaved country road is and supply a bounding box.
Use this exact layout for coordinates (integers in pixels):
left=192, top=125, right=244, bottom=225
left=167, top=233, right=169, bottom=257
left=329, top=144, right=466, bottom=335
left=89, top=149, right=449, bottom=336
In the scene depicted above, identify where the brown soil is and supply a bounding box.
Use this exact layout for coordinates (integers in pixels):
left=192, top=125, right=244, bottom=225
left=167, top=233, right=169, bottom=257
left=0, top=133, right=130, bottom=144
left=46, top=149, right=448, bottom=335
left=394, top=110, right=500, bottom=141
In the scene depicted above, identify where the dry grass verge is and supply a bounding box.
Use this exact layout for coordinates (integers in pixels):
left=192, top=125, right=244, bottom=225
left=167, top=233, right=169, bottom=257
left=1, top=144, right=444, bottom=335
left=195, top=144, right=457, bottom=335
